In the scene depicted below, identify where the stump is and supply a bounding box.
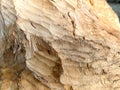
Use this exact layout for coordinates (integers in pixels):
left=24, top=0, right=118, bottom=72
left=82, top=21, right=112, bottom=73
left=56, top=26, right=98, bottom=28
left=0, top=0, right=120, bottom=90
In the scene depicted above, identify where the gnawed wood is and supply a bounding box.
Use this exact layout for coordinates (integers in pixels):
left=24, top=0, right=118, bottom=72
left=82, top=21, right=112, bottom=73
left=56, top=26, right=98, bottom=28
left=0, top=0, right=120, bottom=90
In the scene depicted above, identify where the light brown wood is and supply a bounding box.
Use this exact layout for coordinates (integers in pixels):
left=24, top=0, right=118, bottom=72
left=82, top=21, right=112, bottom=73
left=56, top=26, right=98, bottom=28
left=0, top=0, right=120, bottom=90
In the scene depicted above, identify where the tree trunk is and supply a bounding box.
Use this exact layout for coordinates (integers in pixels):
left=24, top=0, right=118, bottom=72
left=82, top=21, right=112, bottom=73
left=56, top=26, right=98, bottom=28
left=0, top=0, right=120, bottom=90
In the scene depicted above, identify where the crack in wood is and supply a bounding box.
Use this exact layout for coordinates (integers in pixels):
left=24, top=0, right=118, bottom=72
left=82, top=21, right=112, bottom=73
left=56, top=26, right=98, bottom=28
left=68, top=12, right=76, bottom=36
left=30, top=22, right=36, bottom=29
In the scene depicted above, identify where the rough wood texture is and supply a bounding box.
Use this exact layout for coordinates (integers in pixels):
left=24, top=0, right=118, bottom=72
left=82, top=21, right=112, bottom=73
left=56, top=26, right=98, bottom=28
left=0, top=0, right=120, bottom=90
